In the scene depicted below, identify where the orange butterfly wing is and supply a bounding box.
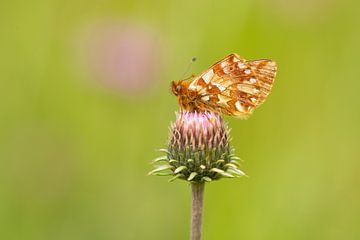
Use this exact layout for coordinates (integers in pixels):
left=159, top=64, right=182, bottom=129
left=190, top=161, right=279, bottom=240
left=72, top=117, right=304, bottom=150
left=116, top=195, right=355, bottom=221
left=188, top=53, right=277, bottom=117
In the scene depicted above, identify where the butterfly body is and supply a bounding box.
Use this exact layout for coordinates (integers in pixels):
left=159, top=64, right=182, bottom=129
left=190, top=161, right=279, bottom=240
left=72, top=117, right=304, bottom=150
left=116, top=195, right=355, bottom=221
left=171, top=53, right=277, bottom=118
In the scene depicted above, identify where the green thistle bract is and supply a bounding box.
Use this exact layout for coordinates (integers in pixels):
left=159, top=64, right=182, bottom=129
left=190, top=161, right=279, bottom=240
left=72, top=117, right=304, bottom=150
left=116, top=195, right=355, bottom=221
left=149, top=111, right=245, bottom=182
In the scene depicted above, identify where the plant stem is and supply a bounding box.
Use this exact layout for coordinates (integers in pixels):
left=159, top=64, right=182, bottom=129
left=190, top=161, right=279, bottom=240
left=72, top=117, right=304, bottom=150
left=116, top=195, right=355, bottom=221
left=190, top=182, right=205, bottom=240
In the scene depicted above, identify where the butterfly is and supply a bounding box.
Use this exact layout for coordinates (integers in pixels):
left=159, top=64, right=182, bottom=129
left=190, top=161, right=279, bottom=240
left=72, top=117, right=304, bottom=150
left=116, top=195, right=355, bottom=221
left=171, top=53, right=277, bottom=118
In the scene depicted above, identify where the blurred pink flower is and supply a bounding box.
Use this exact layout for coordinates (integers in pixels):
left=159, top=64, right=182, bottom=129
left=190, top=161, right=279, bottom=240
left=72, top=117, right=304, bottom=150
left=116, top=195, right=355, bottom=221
left=77, top=20, right=163, bottom=94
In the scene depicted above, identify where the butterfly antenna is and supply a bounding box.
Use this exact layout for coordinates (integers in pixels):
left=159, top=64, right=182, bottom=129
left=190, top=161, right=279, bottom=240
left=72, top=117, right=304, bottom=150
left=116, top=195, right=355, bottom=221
left=181, top=57, right=197, bottom=79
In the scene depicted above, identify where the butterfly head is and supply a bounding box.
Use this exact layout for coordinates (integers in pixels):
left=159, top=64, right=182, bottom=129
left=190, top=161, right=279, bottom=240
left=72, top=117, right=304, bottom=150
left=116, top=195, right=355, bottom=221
left=171, top=80, right=184, bottom=96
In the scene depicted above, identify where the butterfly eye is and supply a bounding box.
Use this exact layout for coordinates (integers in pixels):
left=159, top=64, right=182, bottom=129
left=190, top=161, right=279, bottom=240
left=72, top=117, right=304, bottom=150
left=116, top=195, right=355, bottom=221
left=176, top=85, right=182, bottom=93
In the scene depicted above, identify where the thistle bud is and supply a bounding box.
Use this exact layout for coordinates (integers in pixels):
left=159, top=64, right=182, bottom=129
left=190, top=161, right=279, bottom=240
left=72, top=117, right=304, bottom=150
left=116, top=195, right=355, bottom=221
left=150, top=111, right=245, bottom=182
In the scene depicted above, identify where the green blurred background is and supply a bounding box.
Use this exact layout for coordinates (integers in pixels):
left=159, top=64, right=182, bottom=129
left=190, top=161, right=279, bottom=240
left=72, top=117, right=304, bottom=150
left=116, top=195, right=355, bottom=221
left=1, top=0, right=360, bottom=239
